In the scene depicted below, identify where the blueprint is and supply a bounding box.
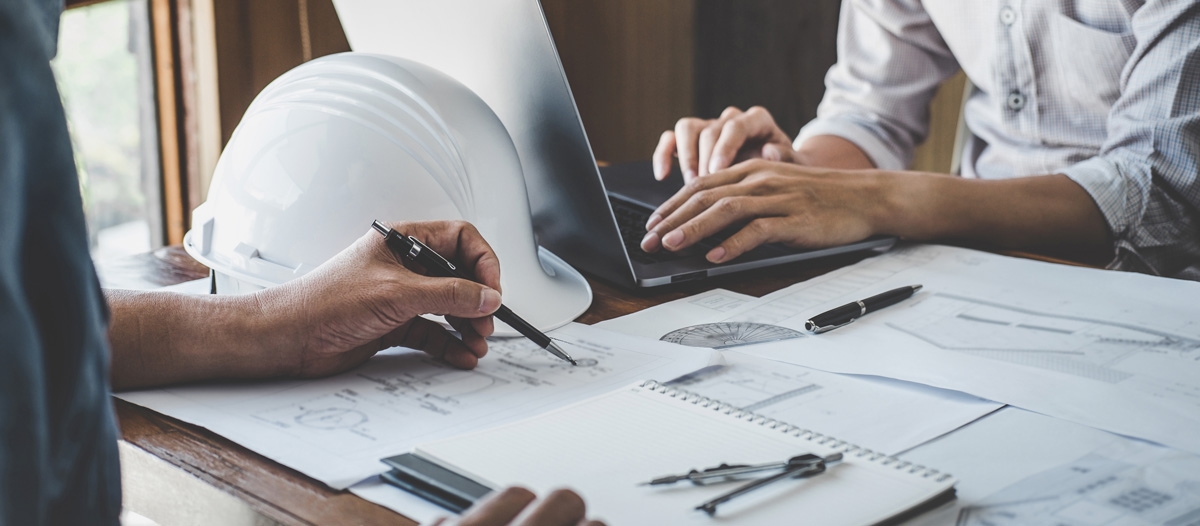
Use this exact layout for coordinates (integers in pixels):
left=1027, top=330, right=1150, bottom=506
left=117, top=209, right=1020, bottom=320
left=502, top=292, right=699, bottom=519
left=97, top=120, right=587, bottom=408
left=247, top=336, right=623, bottom=452
left=899, top=407, right=1200, bottom=526
left=724, top=244, right=1200, bottom=455
left=958, top=444, right=1200, bottom=526
left=887, top=293, right=1200, bottom=393
left=116, top=323, right=717, bottom=489
left=892, top=294, right=1197, bottom=366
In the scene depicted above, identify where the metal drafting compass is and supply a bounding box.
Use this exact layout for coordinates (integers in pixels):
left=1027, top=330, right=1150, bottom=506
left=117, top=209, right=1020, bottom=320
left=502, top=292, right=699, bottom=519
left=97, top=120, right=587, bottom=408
left=660, top=322, right=804, bottom=349
left=641, top=453, right=844, bottom=516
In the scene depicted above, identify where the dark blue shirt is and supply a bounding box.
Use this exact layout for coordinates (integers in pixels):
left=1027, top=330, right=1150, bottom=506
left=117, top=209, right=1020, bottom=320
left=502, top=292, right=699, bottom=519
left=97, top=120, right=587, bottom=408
left=1, top=0, right=123, bottom=523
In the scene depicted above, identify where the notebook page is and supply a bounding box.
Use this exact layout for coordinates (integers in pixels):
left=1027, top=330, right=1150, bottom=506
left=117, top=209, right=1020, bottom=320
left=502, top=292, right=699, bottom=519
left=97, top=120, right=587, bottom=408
left=416, top=383, right=954, bottom=525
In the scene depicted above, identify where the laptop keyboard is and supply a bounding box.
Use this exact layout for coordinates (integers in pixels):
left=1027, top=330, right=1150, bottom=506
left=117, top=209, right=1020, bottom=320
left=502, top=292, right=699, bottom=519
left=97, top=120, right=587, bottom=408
left=610, top=196, right=721, bottom=265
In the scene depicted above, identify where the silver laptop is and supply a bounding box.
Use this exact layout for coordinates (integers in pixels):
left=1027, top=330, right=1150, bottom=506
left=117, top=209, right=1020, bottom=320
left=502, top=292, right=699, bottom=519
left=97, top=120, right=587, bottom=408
left=333, top=0, right=893, bottom=287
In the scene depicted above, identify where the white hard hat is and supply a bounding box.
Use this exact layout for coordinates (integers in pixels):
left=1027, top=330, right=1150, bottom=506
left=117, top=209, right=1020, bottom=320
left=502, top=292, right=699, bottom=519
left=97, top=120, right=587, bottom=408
left=184, top=52, right=592, bottom=334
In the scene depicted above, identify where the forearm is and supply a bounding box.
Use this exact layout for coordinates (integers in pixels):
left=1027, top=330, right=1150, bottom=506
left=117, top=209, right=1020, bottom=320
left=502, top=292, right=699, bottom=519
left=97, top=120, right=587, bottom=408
left=878, top=171, right=1111, bottom=251
left=796, top=134, right=1112, bottom=250
left=794, top=135, right=877, bottom=170
left=105, top=289, right=300, bottom=390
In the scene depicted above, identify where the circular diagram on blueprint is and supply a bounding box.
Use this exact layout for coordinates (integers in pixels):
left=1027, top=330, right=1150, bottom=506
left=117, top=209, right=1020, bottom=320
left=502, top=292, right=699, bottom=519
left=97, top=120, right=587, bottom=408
left=294, top=407, right=368, bottom=430
left=660, top=322, right=804, bottom=349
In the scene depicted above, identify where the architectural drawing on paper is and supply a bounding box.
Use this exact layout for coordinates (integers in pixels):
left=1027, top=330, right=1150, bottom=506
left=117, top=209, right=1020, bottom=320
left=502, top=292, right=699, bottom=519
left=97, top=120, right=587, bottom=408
left=886, top=293, right=1200, bottom=384
left=358, top=366, right=509, bottom=412
left=958, top=452, right=1200, bottom=526
left=660, top=322, right=804, bottom=349
left=251, top=337, right=651, bottom=445
left=295, top=407, right=369, bottom=430
left=573, top=358, right=599, bottom=367
left=255, top=389, right=380, bottom=443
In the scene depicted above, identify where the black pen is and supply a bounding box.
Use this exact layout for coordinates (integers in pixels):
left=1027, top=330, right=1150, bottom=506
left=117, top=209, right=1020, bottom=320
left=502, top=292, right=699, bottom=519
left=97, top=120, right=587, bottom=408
left=371, top=221, right=577, bottom=365
left=804, top=284, right=923, bottom=333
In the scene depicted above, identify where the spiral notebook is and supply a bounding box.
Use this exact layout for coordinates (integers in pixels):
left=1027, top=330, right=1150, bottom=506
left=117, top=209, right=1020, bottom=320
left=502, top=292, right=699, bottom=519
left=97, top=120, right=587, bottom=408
left=410, top=381, right=956, bottom=525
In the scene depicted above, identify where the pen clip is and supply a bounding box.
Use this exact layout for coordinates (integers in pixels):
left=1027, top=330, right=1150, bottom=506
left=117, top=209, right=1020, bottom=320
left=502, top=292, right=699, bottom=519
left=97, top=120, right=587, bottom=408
left=406, top=236, right=457, bottom=271
left=805, top=316, right=857, bottom=334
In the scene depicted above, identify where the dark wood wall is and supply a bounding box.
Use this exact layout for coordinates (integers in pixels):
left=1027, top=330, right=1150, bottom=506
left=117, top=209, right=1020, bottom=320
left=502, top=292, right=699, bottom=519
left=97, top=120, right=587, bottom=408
left=211, top=0, right=349, bottom=147
left=693, top=1, right=842, bottom=138
left=209, top=0, right=704, bottom=164
left=208, top=0, right=961, bottom=176
left=542, top=0, right=696, bottom=164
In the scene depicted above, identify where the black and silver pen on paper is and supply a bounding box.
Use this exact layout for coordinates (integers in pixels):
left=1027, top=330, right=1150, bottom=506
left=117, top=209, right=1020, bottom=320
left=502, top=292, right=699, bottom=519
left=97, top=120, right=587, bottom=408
left=805, top=284, right=923, bottom=333
left=371, top=220, right=577, bottom=365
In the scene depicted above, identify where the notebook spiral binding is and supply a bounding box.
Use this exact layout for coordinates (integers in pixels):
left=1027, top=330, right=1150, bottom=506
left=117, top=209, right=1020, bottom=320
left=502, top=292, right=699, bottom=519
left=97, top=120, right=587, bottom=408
left=639, top=380, right=953, bottom=483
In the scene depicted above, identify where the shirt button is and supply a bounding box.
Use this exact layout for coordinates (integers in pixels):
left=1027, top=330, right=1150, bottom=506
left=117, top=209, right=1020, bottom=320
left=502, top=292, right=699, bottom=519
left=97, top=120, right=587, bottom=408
left=1007, top=91, right=1026, bottom=111
left=1000, top=6, right=1017, bottom=26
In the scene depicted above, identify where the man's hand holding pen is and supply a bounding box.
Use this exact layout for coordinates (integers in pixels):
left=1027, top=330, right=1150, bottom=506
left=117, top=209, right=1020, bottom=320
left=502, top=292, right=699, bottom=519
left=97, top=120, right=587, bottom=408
left=250, top=220, right=504, bottom=378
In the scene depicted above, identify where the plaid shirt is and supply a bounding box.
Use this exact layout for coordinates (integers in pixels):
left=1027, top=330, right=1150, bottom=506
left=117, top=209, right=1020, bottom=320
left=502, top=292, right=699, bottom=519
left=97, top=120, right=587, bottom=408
left=797, top=0, right=1200, bottom=280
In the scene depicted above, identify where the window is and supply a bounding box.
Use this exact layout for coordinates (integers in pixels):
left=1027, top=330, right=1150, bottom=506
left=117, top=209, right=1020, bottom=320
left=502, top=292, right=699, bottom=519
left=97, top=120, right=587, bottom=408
left=52, top=0, right=163, bottom=261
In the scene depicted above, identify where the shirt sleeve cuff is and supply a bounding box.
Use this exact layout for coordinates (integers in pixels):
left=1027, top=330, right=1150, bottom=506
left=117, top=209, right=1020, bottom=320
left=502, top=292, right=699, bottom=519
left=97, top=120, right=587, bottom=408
left=795, top=118, right=908, bottom=171
left=1058, top=156, right=1138, bottom=237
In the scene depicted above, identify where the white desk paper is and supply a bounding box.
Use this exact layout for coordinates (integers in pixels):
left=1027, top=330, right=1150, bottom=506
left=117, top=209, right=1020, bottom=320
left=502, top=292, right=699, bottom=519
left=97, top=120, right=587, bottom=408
left=595, top=288, right=754, bottom=339
left=117, top=323, right=717, bottom=489
left=723, top=244, right=1200, bottom=455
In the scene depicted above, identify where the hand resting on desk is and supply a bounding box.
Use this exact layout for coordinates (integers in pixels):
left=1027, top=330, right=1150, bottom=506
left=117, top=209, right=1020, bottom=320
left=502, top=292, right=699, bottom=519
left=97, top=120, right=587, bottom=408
left=105, top=220, right=504, bottom=390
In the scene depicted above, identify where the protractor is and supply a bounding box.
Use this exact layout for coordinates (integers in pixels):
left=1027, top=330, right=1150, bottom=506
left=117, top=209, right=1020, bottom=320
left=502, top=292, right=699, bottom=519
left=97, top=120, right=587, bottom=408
left=660, top=322, right=804, bottom=349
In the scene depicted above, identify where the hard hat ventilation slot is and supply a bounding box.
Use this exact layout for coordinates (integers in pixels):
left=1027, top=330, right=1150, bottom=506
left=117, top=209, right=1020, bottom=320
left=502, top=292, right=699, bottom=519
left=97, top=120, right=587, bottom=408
left=247, top=65, right=475, bottom=222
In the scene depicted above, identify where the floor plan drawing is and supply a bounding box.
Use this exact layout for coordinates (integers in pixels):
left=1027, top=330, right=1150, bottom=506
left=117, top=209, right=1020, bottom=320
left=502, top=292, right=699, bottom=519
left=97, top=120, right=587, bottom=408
left=251, top=336, right=651, bottom=448
left=958, top=449, right=1200, bottom=526
left=886, top=293, right=1200, bottom=384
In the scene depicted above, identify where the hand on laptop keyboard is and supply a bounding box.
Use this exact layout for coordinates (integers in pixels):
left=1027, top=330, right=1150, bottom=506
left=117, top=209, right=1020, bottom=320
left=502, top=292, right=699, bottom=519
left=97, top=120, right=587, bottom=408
left=611, top=196, right=739, bottom=265
left=638, top=161, right=882, bottom=264
left=652, top=106, right=797, bottom=182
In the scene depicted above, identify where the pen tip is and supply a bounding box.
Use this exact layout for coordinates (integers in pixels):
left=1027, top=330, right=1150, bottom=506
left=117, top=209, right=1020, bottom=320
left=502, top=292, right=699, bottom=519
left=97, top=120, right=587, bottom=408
left=912, top=284, right=924, bottom=292
left=547, top=341, right=577, bottom=366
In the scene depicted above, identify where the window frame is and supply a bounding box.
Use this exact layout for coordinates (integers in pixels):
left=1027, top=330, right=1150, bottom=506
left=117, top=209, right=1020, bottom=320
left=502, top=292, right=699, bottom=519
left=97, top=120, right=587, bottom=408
left=65, top=0, right=202, bottom=246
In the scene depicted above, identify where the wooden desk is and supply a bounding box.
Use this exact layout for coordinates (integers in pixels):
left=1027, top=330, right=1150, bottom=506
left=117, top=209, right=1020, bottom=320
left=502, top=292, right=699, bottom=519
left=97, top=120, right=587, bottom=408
left=109, top=246, right=888, bottom=526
